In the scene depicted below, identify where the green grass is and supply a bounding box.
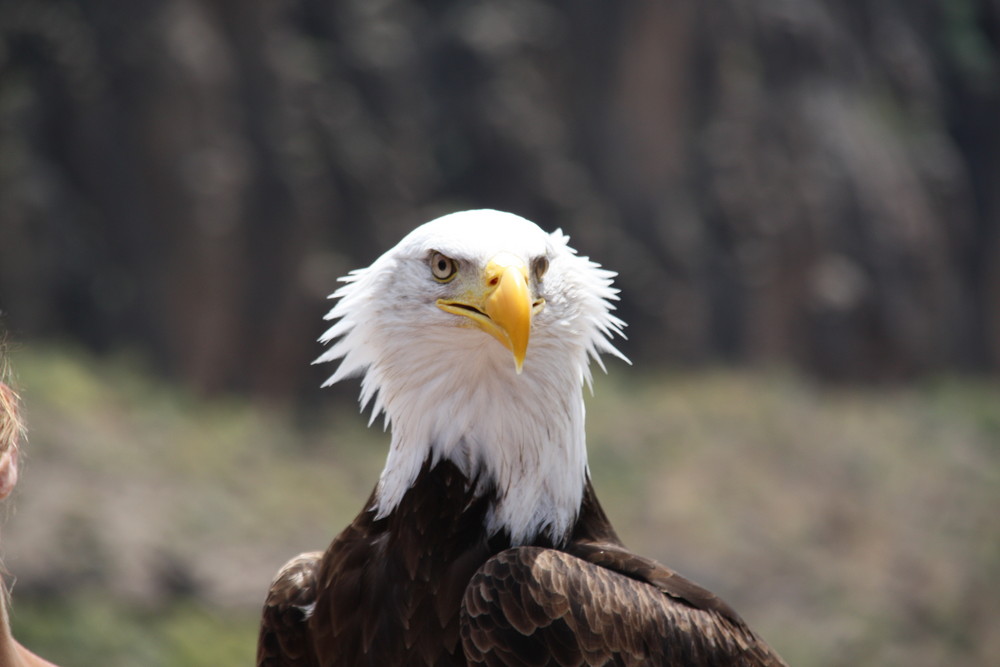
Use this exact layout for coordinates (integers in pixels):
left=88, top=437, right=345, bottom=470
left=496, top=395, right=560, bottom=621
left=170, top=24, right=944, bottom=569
left=4, top=346, right=1000, bottom=666
left=11, top=593, right=259, bottom=667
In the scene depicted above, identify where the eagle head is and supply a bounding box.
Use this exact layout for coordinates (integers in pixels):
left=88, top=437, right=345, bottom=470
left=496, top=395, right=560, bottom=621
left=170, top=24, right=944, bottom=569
left=315, top=210, right=626, bottom=544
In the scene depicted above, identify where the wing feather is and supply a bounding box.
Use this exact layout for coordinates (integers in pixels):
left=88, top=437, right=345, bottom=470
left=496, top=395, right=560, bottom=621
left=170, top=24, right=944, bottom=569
left=257, top=552, right=323, bottom=667
left=461, top=546, right=787, bottom=667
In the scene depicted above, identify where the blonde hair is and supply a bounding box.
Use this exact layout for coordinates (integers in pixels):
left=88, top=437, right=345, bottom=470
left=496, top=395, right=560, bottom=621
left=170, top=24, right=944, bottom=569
left=0, top=381, right=22, bottom=462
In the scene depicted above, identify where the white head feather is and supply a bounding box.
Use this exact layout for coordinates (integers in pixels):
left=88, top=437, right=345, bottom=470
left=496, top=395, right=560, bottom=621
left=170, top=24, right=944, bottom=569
left=315, top=210, right=627, bottom=545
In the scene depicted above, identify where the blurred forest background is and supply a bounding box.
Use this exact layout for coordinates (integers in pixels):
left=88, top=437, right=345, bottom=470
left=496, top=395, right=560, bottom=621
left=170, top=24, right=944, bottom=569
left=1, top=0, right=999, bottom=666
left=2, top=0, right=1000, bottom=392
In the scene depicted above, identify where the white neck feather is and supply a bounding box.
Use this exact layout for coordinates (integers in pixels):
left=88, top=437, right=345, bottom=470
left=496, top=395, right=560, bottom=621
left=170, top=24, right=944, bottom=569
left=372, top=329, right=589, bottom=546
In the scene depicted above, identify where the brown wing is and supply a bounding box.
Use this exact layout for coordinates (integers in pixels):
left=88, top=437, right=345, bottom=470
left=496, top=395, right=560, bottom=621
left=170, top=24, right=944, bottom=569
left=257, top=551, right=323, bottom=667
left=460, top=546, right=788, bottom=667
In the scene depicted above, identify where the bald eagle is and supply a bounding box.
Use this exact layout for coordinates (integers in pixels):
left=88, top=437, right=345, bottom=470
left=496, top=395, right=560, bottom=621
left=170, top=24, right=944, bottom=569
left=257, top=210, right=787, bottom=666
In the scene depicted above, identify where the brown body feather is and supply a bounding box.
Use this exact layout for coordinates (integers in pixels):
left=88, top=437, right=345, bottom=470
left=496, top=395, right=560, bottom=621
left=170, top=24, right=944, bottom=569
left=257, top=458, right=787, bottom=666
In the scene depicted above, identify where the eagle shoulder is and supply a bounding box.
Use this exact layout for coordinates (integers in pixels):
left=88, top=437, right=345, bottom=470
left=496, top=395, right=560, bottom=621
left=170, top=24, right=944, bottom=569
left=257, top=551, right=323, bottom=667
left=460, top=545, right=788, bottom=667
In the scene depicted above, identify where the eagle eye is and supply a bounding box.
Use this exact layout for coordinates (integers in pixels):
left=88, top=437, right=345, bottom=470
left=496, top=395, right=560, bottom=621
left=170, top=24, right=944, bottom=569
left=430, top=252, right=458, bottom=282
left=533, top=256, right=549, bottom=281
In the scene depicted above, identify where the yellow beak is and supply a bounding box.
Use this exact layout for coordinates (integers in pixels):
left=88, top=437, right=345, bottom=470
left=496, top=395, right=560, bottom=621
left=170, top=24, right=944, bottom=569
left=436, top=253, right=544, bottom=373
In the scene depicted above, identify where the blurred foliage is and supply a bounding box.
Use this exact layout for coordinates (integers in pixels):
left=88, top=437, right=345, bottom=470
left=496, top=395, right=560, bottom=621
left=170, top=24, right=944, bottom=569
left=11, top=595, right=258, bottom=667
left=1, top=0, right=999, bottom=397
left=2, top=346, right=999, bottom=666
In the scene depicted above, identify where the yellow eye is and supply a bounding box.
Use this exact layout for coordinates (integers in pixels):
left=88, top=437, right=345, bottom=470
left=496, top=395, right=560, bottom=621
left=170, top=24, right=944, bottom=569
left=533, top=256, right=549, bottom=281
left=430, top=252, right=458, bottom=282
